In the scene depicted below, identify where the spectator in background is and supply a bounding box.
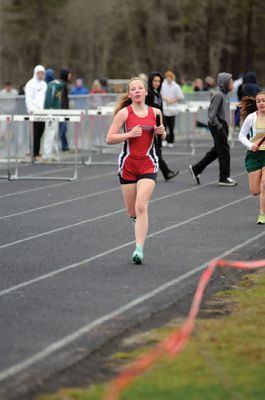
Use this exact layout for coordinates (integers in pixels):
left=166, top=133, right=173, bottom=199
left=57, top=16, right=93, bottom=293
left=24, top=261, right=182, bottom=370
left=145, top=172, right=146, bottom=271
left=203, top=75, right=216, bottom=92
left=59, top=67, right=72, bottom=152
left=90, top=79, right=107, bottom=94
left=70, top=78, right=89, bottom=95
left=232, top=74, right=243, bottom=101
left=0, top=82, right=18, bottom=96
left=189, top=72, right=237, bottom=187
left=114, top=83, right=124, bottom=94
left=241, top=71, right=260, bottom=98
left=192, top=78, right=203, bottom=91
left=0, top=82, right=18, bottom=145
left=42, top=68, right=64, bottom=161
left=18, top=83, right=26, bottom=95
left=70, top=78, right=89, bottom=110
left=181, top=78, right=193, bottom=94
left=0, top=82, right=18, bottom=114
left=99, top=78, right=109, bottom=93
left=138, top=73, right=148, bottom=83
left=25, top=65, right=47, bottom=161
left=161, top=70, right=184, bottom=147
left=146, top=71, right=179, bottom=181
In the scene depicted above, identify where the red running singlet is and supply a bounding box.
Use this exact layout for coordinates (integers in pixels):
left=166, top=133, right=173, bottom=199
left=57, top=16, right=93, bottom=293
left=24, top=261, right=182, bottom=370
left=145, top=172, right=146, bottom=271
left=118, top=105, right=158, bottom=183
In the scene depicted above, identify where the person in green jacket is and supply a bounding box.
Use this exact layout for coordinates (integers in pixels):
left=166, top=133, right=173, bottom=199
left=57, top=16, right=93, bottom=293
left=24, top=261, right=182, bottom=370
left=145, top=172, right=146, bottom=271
left=42, top=69, right=65, bottom=161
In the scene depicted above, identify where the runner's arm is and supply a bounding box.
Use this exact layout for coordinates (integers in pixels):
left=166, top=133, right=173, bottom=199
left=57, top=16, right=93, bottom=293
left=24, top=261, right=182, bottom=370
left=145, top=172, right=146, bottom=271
left=106, top=108, right=142, bottom=145
left=153, top=108, right=167, bottom=140
left=238, top=114, right=254, bottom=150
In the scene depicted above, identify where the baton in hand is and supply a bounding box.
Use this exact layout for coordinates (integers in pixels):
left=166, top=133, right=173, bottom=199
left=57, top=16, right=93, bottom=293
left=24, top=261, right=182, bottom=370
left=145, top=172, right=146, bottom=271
left=257, top=136, right=265, bottom=147
left=155, top=114, right=162, bottom=148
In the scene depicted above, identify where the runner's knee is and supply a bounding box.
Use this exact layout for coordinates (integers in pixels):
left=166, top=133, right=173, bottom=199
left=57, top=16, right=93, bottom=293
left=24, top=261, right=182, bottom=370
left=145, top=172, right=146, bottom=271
left=135, top=200, right=147, bottom=215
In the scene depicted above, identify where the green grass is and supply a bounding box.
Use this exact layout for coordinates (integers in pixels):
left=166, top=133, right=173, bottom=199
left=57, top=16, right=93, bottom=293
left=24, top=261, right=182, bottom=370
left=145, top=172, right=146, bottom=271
left=38, top=270, right=265, bottom=400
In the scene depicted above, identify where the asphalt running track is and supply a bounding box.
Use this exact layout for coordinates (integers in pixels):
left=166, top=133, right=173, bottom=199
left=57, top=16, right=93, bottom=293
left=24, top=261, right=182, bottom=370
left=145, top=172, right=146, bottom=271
left=0, top=141, right=264, bottom=399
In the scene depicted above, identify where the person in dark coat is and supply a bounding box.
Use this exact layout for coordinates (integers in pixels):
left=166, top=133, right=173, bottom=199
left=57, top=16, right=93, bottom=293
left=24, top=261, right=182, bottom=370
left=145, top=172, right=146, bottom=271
left=59, top=67, right=71, bottom=151
left=240, top=71, right=261, bottom=98
left=145, top=71, right=179, bottom=181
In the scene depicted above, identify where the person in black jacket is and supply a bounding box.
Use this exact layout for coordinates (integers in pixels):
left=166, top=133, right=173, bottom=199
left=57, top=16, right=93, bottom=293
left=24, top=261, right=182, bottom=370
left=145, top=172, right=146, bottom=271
left=242, top=71, right=261, bottom=98
left=145, top=71, right=179, bottom=181
left=238, top=71, right=261, bottom=101
left=59, top=67, right=72, bottom=151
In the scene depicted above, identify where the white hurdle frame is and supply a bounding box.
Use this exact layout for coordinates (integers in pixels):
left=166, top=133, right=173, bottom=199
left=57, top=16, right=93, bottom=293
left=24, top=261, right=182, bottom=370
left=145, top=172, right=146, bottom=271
left=163, top=104, right=199, bottom=156
left=33, top=109, right=86, bottom=165
left=0, top=115, right=12, bottom=180
left=85, top=108, right=117, bottom=166
left=11, top=114, right=82, bottom=181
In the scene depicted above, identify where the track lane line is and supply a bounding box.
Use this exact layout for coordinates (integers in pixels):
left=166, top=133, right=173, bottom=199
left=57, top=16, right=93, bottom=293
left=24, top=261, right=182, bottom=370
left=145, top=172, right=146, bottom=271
left=0, top=171, right=114, bottom=199
left=0, top=153, right=244, bottom=198
left=0, top=193, right=252, bottom=295
left=0, top=153, right=190, bottom=190
left=0, top=187, right=120, bottom=219
left=0, top=170, right=245, bottom=220
left=0, top=229, right=263, bottom=383
left=0, top=172, right=246, bottom=248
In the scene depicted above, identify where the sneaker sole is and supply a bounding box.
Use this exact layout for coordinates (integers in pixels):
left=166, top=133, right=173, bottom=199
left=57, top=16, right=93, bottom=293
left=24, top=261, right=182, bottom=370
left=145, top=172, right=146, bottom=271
left=189, top=165, right=200, bottom=185
left=218, top=182, right=237, bottom=186
left=132, top=254, right=143, bottom=264
left=165, top=171, right=179, bottom=181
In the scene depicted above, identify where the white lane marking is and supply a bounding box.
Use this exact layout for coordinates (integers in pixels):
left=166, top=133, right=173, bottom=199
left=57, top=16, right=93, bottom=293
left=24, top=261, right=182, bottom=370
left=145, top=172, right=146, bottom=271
left=0, top=172, right=114, bottom=199
left=0, top=187, right=120, bottom=220
left=0, top=229, right=264, bottom=383
left=0, top=209, right=125, bottom=250
left=0, top=172, right=246, bottom=248
left=0, top=152, right=244, bottom=197
left=0, top=152, right=192, bottom=186
left=0, top=170, right=245, bottom=220
left=0, top=151, right=189, bottom=198
left=0, top=193, right=252, bottom=295
left=0, top=164, right=83, bottom=183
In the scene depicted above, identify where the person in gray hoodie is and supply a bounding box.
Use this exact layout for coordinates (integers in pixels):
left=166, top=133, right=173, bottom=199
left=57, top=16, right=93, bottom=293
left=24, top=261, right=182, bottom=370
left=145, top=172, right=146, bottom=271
left=189, top=72, right=237, bottom=186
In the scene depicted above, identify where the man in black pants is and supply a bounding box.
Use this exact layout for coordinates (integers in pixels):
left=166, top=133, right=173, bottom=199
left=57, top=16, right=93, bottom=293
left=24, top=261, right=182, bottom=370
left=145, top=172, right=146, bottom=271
left=33, top=121, right=45, bottom=158
left=145, top=71, right=179, bottom=181
left=189, top=72, right=237, bottom=186
left=25, top=65, right=47, bottom=161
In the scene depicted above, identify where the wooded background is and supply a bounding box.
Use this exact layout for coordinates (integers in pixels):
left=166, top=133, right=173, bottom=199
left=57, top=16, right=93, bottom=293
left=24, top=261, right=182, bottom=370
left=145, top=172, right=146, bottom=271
left=0, top=0, right=264, bottom=87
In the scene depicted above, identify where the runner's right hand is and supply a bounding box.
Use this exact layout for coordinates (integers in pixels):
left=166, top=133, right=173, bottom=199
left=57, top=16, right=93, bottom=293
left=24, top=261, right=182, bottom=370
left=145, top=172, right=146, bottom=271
left=129, top=125, right=142, bottom=138
left=251, top=144, right=259, bottom=152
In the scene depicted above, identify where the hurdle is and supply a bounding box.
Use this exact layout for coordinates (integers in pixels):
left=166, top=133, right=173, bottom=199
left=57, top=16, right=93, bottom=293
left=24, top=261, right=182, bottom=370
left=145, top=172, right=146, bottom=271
left=163, top=104, right=199, bottom=156
left=84, top=108, right=117, bottom=166
left=0, top=115, right=12, bottom=180
left=32, top=109, right=86, bottom=165
left=10, top=114, right=82, bottom=181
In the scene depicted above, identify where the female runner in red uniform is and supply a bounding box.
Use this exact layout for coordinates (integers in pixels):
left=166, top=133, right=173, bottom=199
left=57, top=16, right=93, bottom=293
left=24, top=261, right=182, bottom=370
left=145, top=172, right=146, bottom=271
left=106, top=77, right=167, bottom=264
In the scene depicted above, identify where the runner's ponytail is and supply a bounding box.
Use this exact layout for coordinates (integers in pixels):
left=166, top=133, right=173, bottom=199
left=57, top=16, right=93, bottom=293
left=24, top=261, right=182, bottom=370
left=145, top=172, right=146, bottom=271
left=240, top=91, right=265, bottom=120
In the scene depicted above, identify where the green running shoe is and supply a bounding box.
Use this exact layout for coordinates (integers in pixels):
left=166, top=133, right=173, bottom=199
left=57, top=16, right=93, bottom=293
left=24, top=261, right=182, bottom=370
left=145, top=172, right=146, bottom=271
left=257, top=214, right=265, bottom=225
left=132, top=245, right=144, bottom=264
